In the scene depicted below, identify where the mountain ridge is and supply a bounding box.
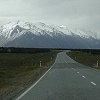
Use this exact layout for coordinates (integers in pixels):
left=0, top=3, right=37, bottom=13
left=0, top=21, right=100, bottom=48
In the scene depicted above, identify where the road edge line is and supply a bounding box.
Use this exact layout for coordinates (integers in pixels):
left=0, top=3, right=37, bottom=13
left=16, top=56, right=57, bottom=100
left=90, top=82, right=96, bottom=86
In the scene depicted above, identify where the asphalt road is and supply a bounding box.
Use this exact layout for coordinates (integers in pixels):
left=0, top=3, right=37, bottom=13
left=16, top=52, right=100, bottom=100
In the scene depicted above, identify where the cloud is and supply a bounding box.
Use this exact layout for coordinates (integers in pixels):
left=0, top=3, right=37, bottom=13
left=0, top=0, right=100, bottom=32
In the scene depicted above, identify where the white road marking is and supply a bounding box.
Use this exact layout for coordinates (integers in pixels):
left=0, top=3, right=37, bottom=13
left=82, top=76, right=86, bottom=78
left=72, top=68, right=76, bottom=71
left=16, top=58, right=57, bottom=100
left=91, top=82, right=96, bottom=86
left=77, top=72, right=79, bottom=74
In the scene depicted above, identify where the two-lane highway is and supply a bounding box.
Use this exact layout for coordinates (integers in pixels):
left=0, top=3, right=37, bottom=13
left=16, top=52, right=100, bottom=100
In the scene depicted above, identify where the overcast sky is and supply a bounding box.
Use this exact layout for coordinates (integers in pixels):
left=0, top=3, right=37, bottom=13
left=0, top=0, right=100, bottom=32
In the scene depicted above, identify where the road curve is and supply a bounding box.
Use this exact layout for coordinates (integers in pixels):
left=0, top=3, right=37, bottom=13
left=16, top=52, right=100, bottom=100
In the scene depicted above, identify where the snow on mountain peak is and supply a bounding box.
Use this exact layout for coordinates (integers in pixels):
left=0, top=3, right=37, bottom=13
left=0, top=21, right=99, bottom=41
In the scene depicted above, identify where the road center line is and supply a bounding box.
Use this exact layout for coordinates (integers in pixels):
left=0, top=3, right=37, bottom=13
left=91, top=82, right=96, bottom=86
left=77, top=72, right=79, bottom=74
left=82, top=76, right=86, bottom=78
left=71, top=68, right=76, bottom=71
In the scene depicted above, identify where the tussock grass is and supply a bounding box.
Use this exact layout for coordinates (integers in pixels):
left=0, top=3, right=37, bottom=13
left=67, top=51, right=100, bottom=69
left=0, top=51, right=58, bottom=99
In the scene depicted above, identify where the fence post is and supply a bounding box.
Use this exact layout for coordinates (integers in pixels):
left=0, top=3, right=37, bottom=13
left=97, top=61, right=99, bottom=67
left=40, top=61, right=42, bottom=67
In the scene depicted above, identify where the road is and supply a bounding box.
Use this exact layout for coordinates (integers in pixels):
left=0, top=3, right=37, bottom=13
left=16, top=52, right=100, bottom=100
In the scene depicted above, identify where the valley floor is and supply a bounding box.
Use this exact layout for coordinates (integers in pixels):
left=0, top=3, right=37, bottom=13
left=67, top=51, right=100, bottom=69
left=0, top=51, right=58, bottom=100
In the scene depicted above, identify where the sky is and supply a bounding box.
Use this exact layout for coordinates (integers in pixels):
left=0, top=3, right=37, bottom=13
left=0, top=0, right=100, bottom=32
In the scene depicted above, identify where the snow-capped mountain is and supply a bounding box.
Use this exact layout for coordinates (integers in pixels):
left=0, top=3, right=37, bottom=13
left=0, top=21, right=100, bottom=48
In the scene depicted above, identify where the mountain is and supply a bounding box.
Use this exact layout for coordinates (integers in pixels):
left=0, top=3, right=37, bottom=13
left=0, top=21, right=100, bottom=48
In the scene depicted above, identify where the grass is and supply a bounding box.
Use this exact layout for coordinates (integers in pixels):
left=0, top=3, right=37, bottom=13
left=67, top=51, right=100, bottom=69
left=0, top=51, right=58, bottom=99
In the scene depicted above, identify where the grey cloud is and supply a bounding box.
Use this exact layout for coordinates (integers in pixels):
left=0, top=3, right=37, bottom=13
left=0, top=0, right=100, bottom=33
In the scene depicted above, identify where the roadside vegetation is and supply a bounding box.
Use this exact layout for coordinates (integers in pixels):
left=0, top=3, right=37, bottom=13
left=67, top=51, right=100, bottom=69
left=0, top=51, right=58, bottom=100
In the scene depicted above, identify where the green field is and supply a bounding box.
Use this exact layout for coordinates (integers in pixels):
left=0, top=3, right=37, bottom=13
left=67, top=51, right=100, bottom=69
left=0, top=51, right=58, bottom=99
